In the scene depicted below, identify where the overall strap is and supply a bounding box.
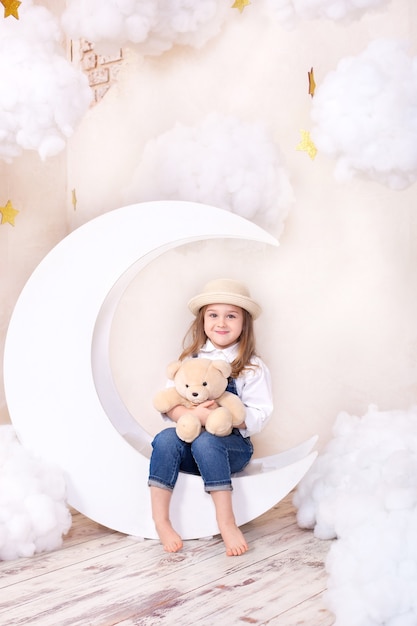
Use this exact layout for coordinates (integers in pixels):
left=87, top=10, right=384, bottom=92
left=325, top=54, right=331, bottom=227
left=226, top=376, right=238, bottom=396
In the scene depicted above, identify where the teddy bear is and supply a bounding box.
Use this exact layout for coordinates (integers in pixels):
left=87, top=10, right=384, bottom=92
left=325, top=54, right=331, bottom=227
left=153, top=358, right=246, bottom=443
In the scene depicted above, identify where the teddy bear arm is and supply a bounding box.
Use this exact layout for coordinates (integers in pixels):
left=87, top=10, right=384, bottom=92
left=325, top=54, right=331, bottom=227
left=217, top=392, right=246, bottom=426
left=153, top=388, right=188, bottom=414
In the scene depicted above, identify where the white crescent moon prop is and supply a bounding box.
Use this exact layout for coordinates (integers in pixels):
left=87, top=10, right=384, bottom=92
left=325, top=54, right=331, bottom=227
left=4, top=201, right=317, bottom=539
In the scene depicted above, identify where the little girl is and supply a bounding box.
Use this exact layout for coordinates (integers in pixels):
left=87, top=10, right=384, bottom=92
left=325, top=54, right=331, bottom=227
left=148, top=278, right=273, bottom=556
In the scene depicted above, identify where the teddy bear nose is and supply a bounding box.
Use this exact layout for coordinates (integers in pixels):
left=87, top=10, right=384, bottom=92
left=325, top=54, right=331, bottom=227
left=192, top=392, right=199, bottom=397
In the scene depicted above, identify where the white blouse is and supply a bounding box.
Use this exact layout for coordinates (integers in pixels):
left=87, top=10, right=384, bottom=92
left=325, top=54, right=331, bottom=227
left=198, top=340, right=273, bottom=437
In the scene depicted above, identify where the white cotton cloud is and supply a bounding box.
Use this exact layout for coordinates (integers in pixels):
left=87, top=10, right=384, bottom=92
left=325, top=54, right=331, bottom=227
left=293, top=405, right=417, bottom=626
left=310, top=39, right=417, bottom=190
left=0, top=425, right=71, bottom=561
left=261, top=0, right=391, bottom=28
left=123, top=113, right=294, bottom=235
left=0, top=0, right=92, bottom=162
left=61, top=0, right=229, bottom=56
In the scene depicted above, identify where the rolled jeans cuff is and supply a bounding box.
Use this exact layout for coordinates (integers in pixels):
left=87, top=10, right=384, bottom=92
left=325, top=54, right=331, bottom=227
left=148, top=478, right=174, bottom=492
left=204, top=482, right=233, bottom=493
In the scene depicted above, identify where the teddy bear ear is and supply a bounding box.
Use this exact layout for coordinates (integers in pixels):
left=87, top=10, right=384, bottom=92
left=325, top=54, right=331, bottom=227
left=166, top=360, right=183, bottom=379
left=211, top=360, right=232, bottom=378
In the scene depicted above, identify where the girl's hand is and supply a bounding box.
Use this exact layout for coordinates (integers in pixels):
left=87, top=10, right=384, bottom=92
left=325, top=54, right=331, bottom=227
left=166, top=400, right=219, bottom=424
left=192, top=400, right=219, bottom=426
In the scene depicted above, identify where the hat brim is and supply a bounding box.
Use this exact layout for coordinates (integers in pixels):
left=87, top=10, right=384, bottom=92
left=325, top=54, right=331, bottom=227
left=188, top=292, right=261, bottom=319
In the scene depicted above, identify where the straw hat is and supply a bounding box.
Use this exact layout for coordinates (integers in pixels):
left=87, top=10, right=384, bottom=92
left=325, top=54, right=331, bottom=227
left=188, top=278, right=261, bottom=319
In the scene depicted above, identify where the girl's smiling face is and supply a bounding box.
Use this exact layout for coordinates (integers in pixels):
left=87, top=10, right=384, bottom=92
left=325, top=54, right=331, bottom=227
left=203, top=304, right=244, bottom=349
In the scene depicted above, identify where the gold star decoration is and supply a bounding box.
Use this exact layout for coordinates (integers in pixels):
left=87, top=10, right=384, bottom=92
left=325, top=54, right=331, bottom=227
left=0, top=199, right=19, bottom=226
left=71, top=188, right=77, bottom=211
left=232, top=0, right=251, bottom=13
left=296, top=130, right=318, bottom=160
left=308, top=67, right=316, bottom=97
left=1, top=0, right=21, bottom=19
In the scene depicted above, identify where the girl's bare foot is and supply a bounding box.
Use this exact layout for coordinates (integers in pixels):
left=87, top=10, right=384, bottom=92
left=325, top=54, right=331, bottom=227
left=150, top=486, right=183, bottom=553
left=155, top=520, right=183, bottom=553
left=211, top=490, right=249, bottom=556
left=218, top=520, right=248, bottom=556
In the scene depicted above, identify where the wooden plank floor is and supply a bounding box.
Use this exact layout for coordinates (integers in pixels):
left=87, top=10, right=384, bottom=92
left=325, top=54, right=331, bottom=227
left=0, top=493, right=335, bottom=625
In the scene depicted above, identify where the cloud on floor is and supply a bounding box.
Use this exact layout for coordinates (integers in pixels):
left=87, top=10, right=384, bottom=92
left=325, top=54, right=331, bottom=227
left=294, top=405, right=417, bottom=625
left=0, top=425, right=71, bottom=561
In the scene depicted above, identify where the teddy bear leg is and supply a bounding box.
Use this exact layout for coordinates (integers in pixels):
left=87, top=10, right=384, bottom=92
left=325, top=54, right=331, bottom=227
left=176, top=413, right=202, bottom=443
left=205, top=408, right=233, bottom=437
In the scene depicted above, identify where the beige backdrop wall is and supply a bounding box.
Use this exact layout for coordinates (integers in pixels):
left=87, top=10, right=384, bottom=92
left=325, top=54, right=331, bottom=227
left=1, top=1, right=416, bottom=458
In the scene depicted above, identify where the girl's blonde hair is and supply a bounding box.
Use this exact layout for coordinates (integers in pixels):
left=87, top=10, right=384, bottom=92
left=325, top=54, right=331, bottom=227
left=179, top=305, right=258, bottom=378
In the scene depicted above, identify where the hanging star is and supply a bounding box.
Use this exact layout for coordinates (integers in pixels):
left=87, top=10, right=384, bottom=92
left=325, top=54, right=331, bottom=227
left=308, top=67, right=316, bottom=97
left=71, top=188, right=77, bottom=211
left=296, top=130, right=318, bottom=160
left=0, top=199, right=19, bottom=226
left=232, top=0, right=250, bottom=13
left=1, top=0, right=21, bottom=19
